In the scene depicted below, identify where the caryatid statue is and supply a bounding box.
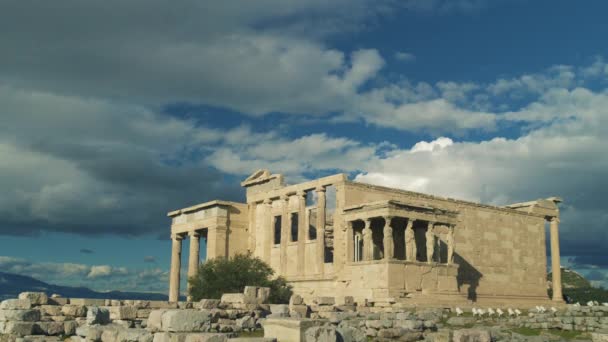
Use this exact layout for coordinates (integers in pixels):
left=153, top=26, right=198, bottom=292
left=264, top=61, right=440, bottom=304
left=362, top=219, right=373, bottom=261
left=383, top=216, right=394, bottom=259
left=404, top=220, right=416, bottom=261
left=447, top=225, right=455, bottom=264
left=426, top=222, right=436, bottom=264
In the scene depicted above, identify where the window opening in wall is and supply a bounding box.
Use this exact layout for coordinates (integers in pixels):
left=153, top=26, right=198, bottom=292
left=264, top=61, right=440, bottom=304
left=290, top=213, right=298, bottom=242
left=274, top=215, right=282, bottom=245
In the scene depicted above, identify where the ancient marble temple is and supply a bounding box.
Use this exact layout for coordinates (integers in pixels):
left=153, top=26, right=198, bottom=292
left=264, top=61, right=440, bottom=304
left=167, top=170, right=563, bottom=305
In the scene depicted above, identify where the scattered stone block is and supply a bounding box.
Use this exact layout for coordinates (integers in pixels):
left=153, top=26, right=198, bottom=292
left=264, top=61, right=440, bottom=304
left=257, top=288, right=270, bottom=304
left=268, top=305, right=289, bottom=318
left=147, top=309, right=168, bottom=332
left=452, top=328, right=491, bottom=342
left=312, top=297, right=335, bottom=306
left=34, top=321, right=65, bottom=335
left=197, top=299, right=221, bottom=310
left=0, top=299, right=32, bottom=310
left=289, top=295, right=303, bottom=306
left=86, top=306, right=111, bottom=325
left=61, top=305, right=87, bottom=317
left=1, top=321, right=35, bottom=336
left=0, top=309, right=40, bottom=322
left=305, top=326, right=337, bottom=342
left=106, top=305, right=138, bottom=320
left=117, top=327, right=154, bottom=341
left=69, top=298, right=106, bottom=306
left=236, top=315, right=256, bottom=330
left=19, top=292, right=49, bottom=305
left=221, top=294, right=246, bottom=305
left=262, top=318, right=325, bottom=342
left=39, top=305, right=62, bottom=316
left=48, top=297, right=69, bottom=306
left=446, top=316, right=476, bottom=327
left=161, top=309, right=212, bottom=332
left=184, top=333, right=229, bottom=342
left=64, top=320, right=78, bottom=335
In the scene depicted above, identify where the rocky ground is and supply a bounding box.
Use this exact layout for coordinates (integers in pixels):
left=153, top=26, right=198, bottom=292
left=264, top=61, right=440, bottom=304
left=1, top=290, right=607, bottom=341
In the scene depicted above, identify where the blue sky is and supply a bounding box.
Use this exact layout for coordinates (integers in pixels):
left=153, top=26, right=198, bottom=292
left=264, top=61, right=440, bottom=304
left=1, top=0, right=608, bottom=294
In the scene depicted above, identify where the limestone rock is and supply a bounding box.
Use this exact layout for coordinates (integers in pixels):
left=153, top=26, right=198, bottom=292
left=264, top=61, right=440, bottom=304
left=0, top=299, right=32, bottom=310
left=117, top=327, right=155, bottom=342
left=593, top=332, right=608, bottom=342
left=269, top=305, right=289, bottom=317
left=305, top=326, right=337, bottom=342
left=34, top=321, right=65, bottom=335
left=64, top=320, right=78, bottom=335
left=289, top=295, right=303, bottom=306
left=86, top=306, right=111, bottom=325
left=106, top=305, right=138, bottom=320
left=221, top=294, right=246, bottom=305
left=313, top=297, right=335, bottom=306
left=0, top=309, right=40, bottom=322
left=446, top=317, right=475, bottom=326
left=161, top=309, right=212, bottom=332
left=236, top=315, right=256, bottom=330
left=336, top=325, right=366, bottom=342
left=197, top=300, right=221, bottom=310
left=18, top=292, right=48, bottom=306
left=184, top=333, right=228, bottom=342
left=452, top=328, right=491, bottom=342
left=0, top=321, right=35, bottom=336
left=61, top=305, right=87, bottom=317
left=39, top=305, right=62, bottom=316
left=147, top=309, right=168, bottom=332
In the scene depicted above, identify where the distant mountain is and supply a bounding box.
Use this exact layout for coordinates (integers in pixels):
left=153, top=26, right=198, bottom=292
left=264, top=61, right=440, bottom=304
left=547, top=267, right=592, bottom=289
left=0, top=271, right=168, bottom=301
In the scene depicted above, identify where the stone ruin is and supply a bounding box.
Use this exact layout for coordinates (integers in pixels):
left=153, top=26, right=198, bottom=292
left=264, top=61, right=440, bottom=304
left=2, top=290, right=608, bottom=342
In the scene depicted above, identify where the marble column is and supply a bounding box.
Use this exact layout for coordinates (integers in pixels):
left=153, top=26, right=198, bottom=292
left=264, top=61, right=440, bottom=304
left=383, top=216, right=394, bottom=260
left=346, top=221, right=354, bottom=263
left=263, top=199, right=272, bottom=263
left=280, top=195, right=289, bottom=275
left=362, top=218, right=373, bottom=261
left=186, top=231, right=200, bottom=301
left=316, top=186, right=326, bottom=273
left=550, top=217, right=563, bottom=301
left=405, top=220, right=416, bottom=262
left=169, top=234, right=183, bottom=302
left=297, top=191, right=306, bottom=273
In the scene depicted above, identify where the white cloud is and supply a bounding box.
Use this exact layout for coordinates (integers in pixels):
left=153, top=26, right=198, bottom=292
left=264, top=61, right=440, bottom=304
left=394, top=51, right=416, bottom=62
left=87, top=265, right=129, bottom=279
left=410, top=137, right=454, bottom=153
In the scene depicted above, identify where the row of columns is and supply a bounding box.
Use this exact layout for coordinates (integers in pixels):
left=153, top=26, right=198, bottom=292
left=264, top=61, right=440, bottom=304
left=346, top=216, right=455, bottom=264
left=168, top=230, right=201, bottom=302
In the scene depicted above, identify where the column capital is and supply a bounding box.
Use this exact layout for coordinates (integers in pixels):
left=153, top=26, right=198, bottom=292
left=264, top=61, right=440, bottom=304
left=263, top=198, right=272, bottom=205
left=550, top=217, right=560, bottom=224
left=188, top=231, right=200, bottom=238
left=427, top=221, right=435, bottom=228
left=172, top=234, right=184, bottom=241
left=296, top=190, right=306, bottom=198
left=384, top=216, right=393, bottom=224
left=315, top=186, right=326, bottom=193
left=281, top=194, right=290, bottom=202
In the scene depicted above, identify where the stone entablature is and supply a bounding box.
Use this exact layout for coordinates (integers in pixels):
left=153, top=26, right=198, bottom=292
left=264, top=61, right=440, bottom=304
left=166, top=170, right=564, bottom=306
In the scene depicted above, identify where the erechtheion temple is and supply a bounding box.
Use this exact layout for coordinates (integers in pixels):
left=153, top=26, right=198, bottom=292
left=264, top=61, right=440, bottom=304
left=167, top=170, right=563, bottom=305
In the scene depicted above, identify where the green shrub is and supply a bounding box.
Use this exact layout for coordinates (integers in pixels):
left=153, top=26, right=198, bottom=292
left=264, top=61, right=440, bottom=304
left=188, top=253, right=292, bottom=304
